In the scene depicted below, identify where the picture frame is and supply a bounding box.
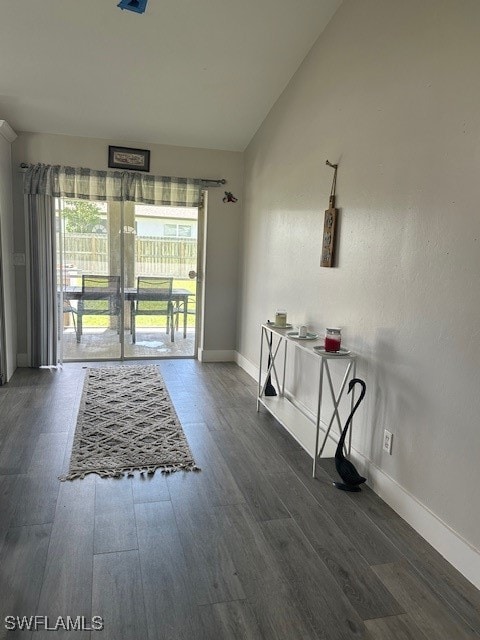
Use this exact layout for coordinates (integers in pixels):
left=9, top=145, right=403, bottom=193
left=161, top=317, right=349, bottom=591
left=108, top=145, right=150, bottom=172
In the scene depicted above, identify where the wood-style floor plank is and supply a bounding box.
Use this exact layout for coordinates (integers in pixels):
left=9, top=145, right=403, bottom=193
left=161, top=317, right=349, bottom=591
left=0, top=528, right=7, bottom=556
left=365, top=613, right=429, bottom=640
left=266, top=468, right=404, bottom=620
left=284, top=448, right=403, bottom=566
left=211, top=427, right=291, bottom=522
left=0, top=524, right=51, bottom=640
left=167, top=421, right=245, bottom=510
left=339, top=479, right=480, bottom=635
left=249, top=400, right=306, bottom=457
left=0, top=475, right=23, bottom=529
left=214, top=503, right=285, bottom=594
left=198, top=600, right=264, bottom=640
left=372, top=561, right=478, bottom=640
left=0, top=414, right=39, bottom=475
left=35, top=478, right=95, bottom=640
left=10, top=474, right=60, bottom=528
left=92, top=550, right=147, bottom=640
left=244, top=577, right=325, bottom=640
left=41, top=393, right=80, bottom=434
left=94, top=478, right=137, bottom=554
left=218, top=406, right=290, bottom=475
left=260, top=517, right=365, bottom=640
left=202, top=362, right=257, bottom=407
left=10, top=433, right=68, bottom=528
left=171, top=500, right=246, bottom=606
left=27, top=432, right=69, bottom=476
left=131, top=471, right=170, bottom=504
left=135, top=500, right=206, bottom=640
left=214, top=503, right=346, bottom=639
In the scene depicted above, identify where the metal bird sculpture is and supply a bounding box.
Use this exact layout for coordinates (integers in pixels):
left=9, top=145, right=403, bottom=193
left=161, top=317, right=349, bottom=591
left=334, top=378, right=367, bottom=492
left=264, top=327, right=277, bottom=396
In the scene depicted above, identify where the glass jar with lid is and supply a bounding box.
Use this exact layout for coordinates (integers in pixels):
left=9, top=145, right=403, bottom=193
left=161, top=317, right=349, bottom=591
left=275, top=309, right=287, bottom=327
left=325, top=327, right=341, bottom=352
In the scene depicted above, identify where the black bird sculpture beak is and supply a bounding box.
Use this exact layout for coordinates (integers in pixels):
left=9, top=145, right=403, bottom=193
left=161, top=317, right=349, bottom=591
left=334, top=378, right=367, bottom=492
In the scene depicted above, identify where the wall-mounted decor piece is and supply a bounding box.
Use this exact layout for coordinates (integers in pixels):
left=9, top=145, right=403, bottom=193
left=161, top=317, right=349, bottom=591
left=108, top=146, right=150, bottom=172
left=222, top=191, right=238, bottom=203
left=321, top=160, right=339, bottom=267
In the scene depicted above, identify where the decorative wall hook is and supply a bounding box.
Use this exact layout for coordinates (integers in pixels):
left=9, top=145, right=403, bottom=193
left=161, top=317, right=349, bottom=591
left=325, top=160, right=338, bottom=206
left=223, top=191, right=238, bottom=203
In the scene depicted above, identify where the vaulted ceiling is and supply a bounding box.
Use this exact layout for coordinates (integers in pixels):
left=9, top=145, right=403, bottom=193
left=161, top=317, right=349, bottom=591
left=0, top=0, right=341, bottom=151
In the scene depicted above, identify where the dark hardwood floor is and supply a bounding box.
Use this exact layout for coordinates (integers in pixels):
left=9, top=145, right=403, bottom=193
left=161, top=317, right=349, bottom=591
left=0, top=360, right=479, bottom=639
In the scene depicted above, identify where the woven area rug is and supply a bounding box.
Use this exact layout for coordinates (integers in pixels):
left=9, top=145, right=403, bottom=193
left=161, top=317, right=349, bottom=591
left=60, top=365, right=199, bottom=481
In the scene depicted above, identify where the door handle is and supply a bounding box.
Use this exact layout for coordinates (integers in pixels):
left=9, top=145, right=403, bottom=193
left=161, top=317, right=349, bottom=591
left=188, top=270, right=197, bottom=280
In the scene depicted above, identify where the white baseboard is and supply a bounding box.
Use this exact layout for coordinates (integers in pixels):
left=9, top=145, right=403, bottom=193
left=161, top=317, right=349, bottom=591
left=198, top=349, right=235, bottom=362
left=16, top=353, right=28, bottom=367
left=234, top=350, right=480, bottom=590
left=235, top=350, right=258, bottom=378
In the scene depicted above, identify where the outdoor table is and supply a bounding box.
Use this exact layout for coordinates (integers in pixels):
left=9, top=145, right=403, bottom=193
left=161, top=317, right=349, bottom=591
left=61, top=286, right=193, bottom=340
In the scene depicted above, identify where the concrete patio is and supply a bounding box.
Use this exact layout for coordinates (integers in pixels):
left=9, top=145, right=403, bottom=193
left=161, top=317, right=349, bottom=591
left=61, top=327, right=196, bottom=360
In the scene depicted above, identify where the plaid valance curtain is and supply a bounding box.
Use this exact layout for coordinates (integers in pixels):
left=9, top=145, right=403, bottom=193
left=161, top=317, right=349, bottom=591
left=24, top=163, right=202, bottom=207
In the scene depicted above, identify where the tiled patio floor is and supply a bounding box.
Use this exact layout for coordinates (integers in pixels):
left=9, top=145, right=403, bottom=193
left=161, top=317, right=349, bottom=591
left=62, top=327, right=196, bottom=360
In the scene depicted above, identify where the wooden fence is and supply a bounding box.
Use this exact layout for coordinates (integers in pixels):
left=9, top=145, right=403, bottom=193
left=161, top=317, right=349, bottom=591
left=62, top=234, right=197, bottom=277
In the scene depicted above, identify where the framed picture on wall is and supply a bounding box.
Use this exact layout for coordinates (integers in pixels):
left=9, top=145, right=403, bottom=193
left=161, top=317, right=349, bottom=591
left=108, top=146, right=150, bottom=172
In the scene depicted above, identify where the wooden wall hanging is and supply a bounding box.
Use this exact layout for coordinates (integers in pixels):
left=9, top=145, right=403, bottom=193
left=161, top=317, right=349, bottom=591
left=321, top=160, right=339, bottom=268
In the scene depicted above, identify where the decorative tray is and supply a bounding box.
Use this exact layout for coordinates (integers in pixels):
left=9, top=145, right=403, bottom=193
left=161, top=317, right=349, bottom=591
left=287, top=331, right=319, bottom=340
left=266, top=321, right=293, bottom=329
left=313, top=346, right=351, bottom=356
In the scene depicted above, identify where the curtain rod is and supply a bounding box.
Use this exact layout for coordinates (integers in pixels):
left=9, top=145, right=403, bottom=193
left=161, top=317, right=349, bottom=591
left=200, top=178, right=226, bottom=187
left=19, top=163, right=226, bottom=186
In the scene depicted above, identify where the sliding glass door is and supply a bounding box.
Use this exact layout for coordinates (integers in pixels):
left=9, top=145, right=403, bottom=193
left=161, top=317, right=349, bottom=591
left=57, top=199, right=122, bottom=361
left=123, top=203, right=198, bottom=358
left=57, top=199, right=200, bottom=361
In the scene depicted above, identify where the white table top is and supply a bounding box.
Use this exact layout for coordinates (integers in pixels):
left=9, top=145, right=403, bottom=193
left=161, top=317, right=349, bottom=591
left=262, top=323, right=355, bottom=359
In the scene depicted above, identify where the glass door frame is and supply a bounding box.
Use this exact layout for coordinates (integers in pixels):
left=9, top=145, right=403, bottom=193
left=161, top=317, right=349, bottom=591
left=0, top=250, right=6, bottom=383
left=191, top=191, right=206, bottom=360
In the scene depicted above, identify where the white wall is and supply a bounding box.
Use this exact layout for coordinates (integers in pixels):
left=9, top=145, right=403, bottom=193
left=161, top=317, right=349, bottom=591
left=0, top=121, right=17, bottom=381
left=11, top=132, right=243, bottom=359
left=238, top=0, right=480, bottom=583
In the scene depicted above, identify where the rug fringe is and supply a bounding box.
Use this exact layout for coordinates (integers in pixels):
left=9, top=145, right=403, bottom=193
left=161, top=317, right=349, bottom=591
left=59, top=462, right=200, bottom=482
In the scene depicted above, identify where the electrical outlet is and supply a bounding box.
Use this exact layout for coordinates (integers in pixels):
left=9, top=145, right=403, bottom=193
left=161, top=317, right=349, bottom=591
left=383, top=429, right=393, bottom=454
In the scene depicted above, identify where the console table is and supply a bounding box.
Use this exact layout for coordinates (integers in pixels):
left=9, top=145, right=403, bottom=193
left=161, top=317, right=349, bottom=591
left=257, top=323, right=357, bottom=477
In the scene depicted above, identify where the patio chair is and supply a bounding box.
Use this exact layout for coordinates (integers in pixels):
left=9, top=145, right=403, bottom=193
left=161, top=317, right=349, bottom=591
left=131, top=276, right=174, bottom=343
left=63, top=299, right=77, bottom=332
left=76, top=275, right=121, bottom=343
left=173, top=293, right=196, bottom=339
